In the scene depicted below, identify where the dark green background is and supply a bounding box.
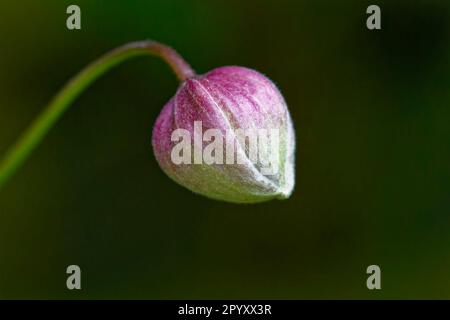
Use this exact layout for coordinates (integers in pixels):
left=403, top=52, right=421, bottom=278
left=0, top=0, right=449, bottom=299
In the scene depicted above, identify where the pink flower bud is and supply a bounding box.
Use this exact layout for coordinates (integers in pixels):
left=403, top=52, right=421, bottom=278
left=152, top=66, right=295, bottom=203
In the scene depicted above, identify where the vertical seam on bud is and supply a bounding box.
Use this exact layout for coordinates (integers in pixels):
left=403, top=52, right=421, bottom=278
left=187, top=79, right=280, bottom=193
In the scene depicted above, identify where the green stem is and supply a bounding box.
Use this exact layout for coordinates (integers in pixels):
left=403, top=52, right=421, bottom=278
left=0, top=40, right=195, bottom=190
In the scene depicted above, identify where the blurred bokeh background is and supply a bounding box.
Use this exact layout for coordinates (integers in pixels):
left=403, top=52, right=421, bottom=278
left=0, top=0, right=449, bottom=299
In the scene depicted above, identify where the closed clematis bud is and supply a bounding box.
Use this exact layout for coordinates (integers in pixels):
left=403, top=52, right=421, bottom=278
left=152, top=66, right=295, bottom=203
left=0, top=40, right=295, bottom=203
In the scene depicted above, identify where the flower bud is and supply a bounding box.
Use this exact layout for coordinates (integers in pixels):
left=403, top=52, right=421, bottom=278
left=152, top=66, right=295, bottom=203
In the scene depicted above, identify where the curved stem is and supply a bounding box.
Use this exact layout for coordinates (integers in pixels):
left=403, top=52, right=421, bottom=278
left=0, top=40, right=196, bottom=190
